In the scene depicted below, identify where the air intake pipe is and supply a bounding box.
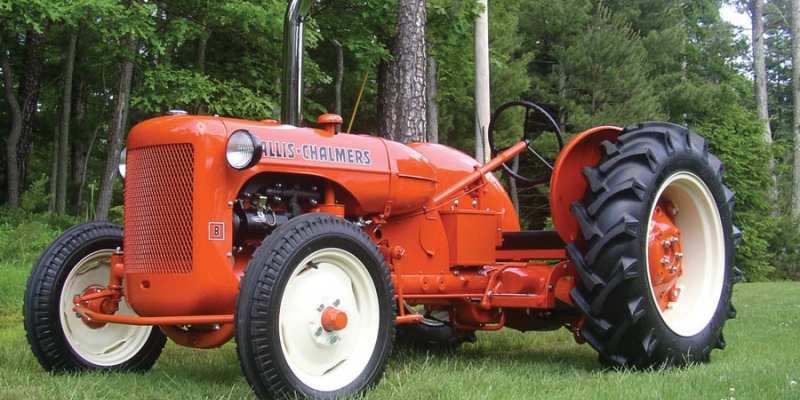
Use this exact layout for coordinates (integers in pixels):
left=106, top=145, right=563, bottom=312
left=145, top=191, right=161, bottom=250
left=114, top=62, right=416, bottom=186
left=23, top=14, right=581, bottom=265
left=281, top=0, right=313, bottom=126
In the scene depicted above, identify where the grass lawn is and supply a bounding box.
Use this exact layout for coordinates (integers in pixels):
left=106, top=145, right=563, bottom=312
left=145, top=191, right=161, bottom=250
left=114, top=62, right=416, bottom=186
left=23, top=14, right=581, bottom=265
left=1, top=260, right=798, bottom=400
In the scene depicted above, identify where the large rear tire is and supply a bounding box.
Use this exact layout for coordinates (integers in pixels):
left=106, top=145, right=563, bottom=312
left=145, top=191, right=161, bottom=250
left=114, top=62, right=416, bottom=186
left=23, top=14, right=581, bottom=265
left=23, top=222, right=166, bottom=372
left=235, top=214, right=395, bottom=399
left=568, top=122, right=740, bottom=368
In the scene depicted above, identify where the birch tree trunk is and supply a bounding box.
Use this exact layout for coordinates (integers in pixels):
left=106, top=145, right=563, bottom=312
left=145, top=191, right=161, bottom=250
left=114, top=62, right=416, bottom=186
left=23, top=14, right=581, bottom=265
left=751, top=0, right=777, bottom=206
left=791, top=0, right=800, bottom=216
left=753, top=0, right=772, bottom=143
left=426, top=54, right=439, bottom=143
left=474, top=0, right=490, bottom=163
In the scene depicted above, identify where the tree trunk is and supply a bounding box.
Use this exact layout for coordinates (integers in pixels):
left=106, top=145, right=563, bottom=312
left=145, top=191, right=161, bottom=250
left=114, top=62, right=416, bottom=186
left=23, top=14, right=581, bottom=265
left=48, top=123, right=59, bottom=213
left=332, top=38, right=344, bottom=117
left=95, top=34, right=138, bottom=221
left=474, top=0, right=490, bottom=162
left=378, top=55, right=399, bottom=139
left=752, top=0, right=771, bottom=141
left=1, top=38, right=23, bottom=209
left=426, top=54, right=439, bottom=143
left=76, top=116, right=106, bottom=219
left=56, top=30, right=78, bottom=215
left=380, top=0, right=426, bottom=144
left=191, top=32, right=208, bottom=115
left=791, top=0, right=800, bottom=216
left=17, top=30, right=47, bottom=200
left=751, top=0, right=777, bottom=206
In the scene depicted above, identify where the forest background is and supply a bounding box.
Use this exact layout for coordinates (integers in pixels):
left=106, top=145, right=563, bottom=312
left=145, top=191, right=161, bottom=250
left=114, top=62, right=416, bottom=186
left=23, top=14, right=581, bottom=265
left=1, top=0, right=798, bottom=282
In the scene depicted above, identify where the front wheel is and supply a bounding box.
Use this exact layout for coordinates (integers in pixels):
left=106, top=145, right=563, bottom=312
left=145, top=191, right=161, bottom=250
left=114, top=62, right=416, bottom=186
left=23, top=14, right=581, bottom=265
left=235, top=214, right=396, bottom=399
left=23, top=222, right=166, bottom=372
left=568, top=122, right=740, bottom=368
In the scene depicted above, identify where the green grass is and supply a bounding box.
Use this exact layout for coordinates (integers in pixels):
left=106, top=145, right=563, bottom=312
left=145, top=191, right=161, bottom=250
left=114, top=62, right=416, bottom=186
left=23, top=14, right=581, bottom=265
left=1, top=258, right=798, bottom=400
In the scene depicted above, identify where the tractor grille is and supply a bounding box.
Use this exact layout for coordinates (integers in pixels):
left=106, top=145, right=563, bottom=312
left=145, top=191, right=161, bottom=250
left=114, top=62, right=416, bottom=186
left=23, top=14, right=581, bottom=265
left=124, top=143, right=194, bottom=274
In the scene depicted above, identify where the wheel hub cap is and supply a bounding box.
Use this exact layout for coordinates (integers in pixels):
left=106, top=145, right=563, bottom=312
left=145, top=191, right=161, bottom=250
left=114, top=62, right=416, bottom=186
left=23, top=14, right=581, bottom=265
left=321, top=307, right=348, bottom=331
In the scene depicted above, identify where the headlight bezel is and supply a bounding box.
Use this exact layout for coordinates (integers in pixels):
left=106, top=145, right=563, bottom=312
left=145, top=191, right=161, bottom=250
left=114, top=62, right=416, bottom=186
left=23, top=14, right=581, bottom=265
left=226, top=130, right=263, bottom=170
left=118, top=147, right=127, bottom=178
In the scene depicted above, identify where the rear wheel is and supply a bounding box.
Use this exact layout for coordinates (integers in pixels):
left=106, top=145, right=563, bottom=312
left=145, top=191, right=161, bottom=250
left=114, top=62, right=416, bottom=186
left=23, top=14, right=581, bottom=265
left=23, top=222, right=166, bottom=372
left=236, top=214, right=395, bottom=399
left=568, top=122, right=740, bottom=368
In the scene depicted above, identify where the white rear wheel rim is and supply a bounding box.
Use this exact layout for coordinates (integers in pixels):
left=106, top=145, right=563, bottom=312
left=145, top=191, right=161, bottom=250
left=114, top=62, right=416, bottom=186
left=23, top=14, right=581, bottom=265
left=646, top=172, right=725, bottom=336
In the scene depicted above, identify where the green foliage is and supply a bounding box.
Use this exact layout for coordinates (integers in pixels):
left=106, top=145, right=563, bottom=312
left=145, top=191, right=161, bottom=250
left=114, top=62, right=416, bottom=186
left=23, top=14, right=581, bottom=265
left=0, top=177, right=81, bottom=265
left=520, top=0, right=662, bottom=133
left=0, top=210, right=80, bottom=267
left=768, top=215, right=800, bottom=280
left=696, top=83, right=776, bottom=281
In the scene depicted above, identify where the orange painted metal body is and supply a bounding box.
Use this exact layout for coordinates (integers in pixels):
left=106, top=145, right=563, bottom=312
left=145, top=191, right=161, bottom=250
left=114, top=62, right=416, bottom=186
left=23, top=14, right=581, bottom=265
left=75, top=113, right=622, bottom=348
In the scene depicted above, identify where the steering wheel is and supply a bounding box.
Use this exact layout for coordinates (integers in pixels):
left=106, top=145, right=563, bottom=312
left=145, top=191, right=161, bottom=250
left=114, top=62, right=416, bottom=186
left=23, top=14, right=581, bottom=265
left=488, top=100, right=565, bottom=186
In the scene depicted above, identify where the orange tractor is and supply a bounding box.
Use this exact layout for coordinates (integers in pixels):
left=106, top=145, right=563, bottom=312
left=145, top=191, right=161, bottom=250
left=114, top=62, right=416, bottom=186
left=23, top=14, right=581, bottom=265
left=24, top=0, right=739, bottom=399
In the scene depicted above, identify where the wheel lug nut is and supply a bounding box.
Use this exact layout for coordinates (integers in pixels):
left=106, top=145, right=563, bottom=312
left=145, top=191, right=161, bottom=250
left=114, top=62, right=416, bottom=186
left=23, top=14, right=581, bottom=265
left=670, top=266, right=678, bottom=273
left=333, top=299, right=340, bottom=307
left=330, top=335, right=339, bottom=344
left=661, top=257, right=670, bottom=265
left=675, top=252, right=684, bottom=259
left=662, top=240, right=672, bottom=248
left=315, top=327, right=323, bottom=336
left=317, top=304, right=325, bottom=312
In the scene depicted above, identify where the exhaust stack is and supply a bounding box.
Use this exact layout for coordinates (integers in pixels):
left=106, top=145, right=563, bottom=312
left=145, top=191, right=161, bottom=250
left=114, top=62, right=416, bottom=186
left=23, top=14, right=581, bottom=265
left=281, top=0, right=312, bottom=126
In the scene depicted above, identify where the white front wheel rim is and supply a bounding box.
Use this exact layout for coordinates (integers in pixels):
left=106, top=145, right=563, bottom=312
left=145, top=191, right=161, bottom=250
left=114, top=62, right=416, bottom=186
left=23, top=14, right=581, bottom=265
left=59, top=250, right=154, bottom=366
left=279, top=248, right=380, bottom=392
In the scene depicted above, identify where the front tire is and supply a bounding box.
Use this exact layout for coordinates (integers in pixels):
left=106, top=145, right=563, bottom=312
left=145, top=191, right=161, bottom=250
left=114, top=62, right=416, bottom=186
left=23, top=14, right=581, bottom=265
left=23, top=222, right=166, bottom=372
left=568, top=122, right=740, bottom=368
left=235, top=214, right=396, bottom=399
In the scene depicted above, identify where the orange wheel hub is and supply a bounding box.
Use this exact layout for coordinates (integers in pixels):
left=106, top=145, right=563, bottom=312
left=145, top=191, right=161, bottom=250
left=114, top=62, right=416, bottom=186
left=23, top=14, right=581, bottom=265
left=75, top=287, right=112, bottom=329
left=648, top=199, right=683, bottom=311
left=321, top=307, right=348, bottom=332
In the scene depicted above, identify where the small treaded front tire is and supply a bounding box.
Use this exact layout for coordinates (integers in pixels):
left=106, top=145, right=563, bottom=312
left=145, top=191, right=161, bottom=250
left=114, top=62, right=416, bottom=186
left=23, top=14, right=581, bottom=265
left=235, top=214, right=396, bottom=399
left=23, top=221, right=166, bottom=372
left=568, top=122, right=740, bottom=368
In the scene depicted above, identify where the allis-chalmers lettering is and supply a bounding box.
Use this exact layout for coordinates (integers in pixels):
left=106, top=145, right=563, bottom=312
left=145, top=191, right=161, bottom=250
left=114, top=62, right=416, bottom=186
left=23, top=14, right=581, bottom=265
left=262, top=140, right=372, bottom=166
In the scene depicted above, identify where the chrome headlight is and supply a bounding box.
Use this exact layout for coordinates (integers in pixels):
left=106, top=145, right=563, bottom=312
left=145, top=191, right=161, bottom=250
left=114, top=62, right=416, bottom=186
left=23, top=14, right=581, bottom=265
left=226, top=130, right=262, bottom=170
left=118, top=147, right=127, bottom=178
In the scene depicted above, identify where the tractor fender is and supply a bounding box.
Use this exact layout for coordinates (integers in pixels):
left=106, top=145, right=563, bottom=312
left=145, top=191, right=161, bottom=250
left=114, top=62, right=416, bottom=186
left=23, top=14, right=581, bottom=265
left=550, top=126, right=623, bottom=244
